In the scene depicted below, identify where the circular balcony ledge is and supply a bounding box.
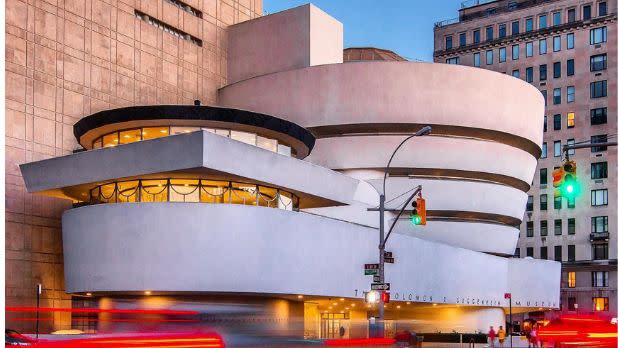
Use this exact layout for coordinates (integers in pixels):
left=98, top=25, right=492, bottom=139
left=73, top=105, right=316, bottom=158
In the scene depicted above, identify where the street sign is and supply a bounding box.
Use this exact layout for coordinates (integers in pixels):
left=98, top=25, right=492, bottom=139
left=384, top=257, right=394, bottom=264
left=504, top=293, right=511, bottom=299
left=364, top=269, right=378, bottom=275
left=373, top=275, right=381, bottom=282
left=364, top=263, right=379, bottom=270
left=371, top=283, right=390, bottom=291
left=384, top=252, right=393, bottom=258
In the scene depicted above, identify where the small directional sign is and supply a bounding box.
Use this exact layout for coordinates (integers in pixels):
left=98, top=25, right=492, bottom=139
left=384, top=252, right=393, bottom=258
left=365, top=269, right=378, bottom=275
left=373, top=275, right=381, bottom=282
left=371, top=283, right=390, bottom=291
left=384, top=257, right=394, bottom=264
left=365, top=264, right=379, bottom=270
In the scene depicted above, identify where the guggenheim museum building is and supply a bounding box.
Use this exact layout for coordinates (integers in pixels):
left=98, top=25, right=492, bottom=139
left=19, top=4, right=560, bottom=339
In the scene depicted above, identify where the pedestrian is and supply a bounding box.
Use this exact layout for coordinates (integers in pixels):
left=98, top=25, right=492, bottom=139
left=339, top=325, right=345, bottom=338
left=530, top=324, right=538, bottom=348
left=498, top=325, right=506, bottom=348
left=488, top=326, right=496, bottom=348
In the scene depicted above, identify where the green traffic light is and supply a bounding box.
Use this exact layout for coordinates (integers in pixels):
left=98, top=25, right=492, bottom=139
left=411, top=215, right=421, bottom=225
left=560, top=176, right=580, bottom=198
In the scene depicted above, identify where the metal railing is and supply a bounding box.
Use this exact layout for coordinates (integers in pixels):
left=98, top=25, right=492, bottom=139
left=461, top=0, right=496, bottom=9
left=435, top=17, right=460, bottom=27
left=86, top=178, right=299, bottom=211
left=590, top=232, right=610, bottom=241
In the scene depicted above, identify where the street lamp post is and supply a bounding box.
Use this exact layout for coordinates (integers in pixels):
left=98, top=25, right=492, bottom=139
left=376, top=126, right=431, bottom=337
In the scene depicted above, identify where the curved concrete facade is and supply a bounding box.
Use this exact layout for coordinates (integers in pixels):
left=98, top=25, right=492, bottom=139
left=219, top=62, right=544, bottom=254
left=218, top=62, right=545, bottom=150
left=62, top=203, right=559, bottom=310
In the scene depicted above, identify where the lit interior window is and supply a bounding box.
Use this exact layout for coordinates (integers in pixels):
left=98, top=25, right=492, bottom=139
left=567, top=112, right=575, bottom=127
left=92, top=126, right=293, bottom=156
left=89, top=179, right=299, bottom=210
left=142, top=127, right=169, bottom=141
left=592, top=297, right=608, bottom=311
left=567, top=271, right=576, bottom=288
left=102, top=133, right=119, bottom=148
left=119, top=129, right=142, bottom=145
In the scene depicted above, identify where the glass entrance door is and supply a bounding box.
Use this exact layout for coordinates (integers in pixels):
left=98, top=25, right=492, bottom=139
left=320, top=313, right=350, bottom=339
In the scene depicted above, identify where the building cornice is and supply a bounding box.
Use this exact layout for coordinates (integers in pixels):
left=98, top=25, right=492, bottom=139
left=434, top=13, right=617, bottom=58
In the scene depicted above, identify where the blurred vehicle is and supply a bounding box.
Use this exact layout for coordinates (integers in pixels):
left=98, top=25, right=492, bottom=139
left=5, top=329, right=36, bottom=347
left=34, top=331, right=225, bottom=348
left=538, top=314, right=617, bottom=347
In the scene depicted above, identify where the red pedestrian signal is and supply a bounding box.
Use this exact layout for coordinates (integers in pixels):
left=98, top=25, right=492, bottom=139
left=381, top=291, right=390, bottom=304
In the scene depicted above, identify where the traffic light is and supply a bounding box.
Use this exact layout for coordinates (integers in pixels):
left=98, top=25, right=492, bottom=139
left=365, top=290, right=379, bottom=304
left=410, top=196, right=426, bottom=225
left=381, top=291, right=390, bottom=304
left=552, top=166, right=565, bottom=198
left=560, top=160, right=580, bottom=199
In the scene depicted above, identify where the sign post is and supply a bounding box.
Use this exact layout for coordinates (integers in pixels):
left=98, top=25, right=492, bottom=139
left=505, top=293, right=512, bottom=348
left=36, top=283, right=42, bottom=338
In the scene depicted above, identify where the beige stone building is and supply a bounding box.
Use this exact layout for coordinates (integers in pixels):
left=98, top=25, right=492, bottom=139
left=434, top=0, right=617, bottom=320
left=5, top=0, right=262, bottom=331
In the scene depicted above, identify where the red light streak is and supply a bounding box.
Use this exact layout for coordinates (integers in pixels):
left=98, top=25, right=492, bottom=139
left=324, top=338, right=396, bottom=346
left=32, top=333, right=225, bottom=348
left=6, top=307, right=199, bottom=315
left=9, top=317, right=199, bottom=323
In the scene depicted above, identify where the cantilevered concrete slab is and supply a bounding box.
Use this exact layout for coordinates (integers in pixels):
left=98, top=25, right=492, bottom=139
left=19, top=131, right=363, bottom=208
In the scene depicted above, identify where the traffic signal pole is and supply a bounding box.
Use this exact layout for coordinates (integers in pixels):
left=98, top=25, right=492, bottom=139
left=563, top=141, right=617, bottom=159
left=370, top=126, right=431, bottom=338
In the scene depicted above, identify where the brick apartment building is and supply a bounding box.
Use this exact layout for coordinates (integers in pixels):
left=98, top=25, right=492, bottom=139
left=434, top=0, right=617, bottom=319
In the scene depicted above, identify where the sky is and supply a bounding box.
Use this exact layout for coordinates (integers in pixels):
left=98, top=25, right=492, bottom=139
left=263, top=0, right=465, bottom=62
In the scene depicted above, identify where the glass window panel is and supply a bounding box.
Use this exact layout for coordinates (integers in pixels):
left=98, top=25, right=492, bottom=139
left=553, top=12, right=561, bottom=26
left=568, top=272, right=576, bottom=287
left=257, top=136, right=278, bottom=152
left=231, top=182, right=257, bottom=206
left=257, top=186, right=279, bottom=208
left=117, top=181, right=139, bottom=203
left=230, top=130, right=257, bottom=145
left=140, top=180, right=168, bottom=202
left=278, top=144, right=292, bottom=157
left=93, top=139, right=103, bottom=149
left=169, top=179, right=200, bottom=202
left=278, top=191, right=294, bottom=211
left=215, top=129, right=230, bottom=137
left=119, top=129, right=142, bottom=145
left=102, top=133, right=119, bottom=148
left=142, top=127, right=169, bottom=141
left=567, top=112, right=575, bottom=127
left=170, top=126, right=200, bottom=136
left=539, top=39, right=547, bottom=54
left=98, top=184, right=117, bottom=203
left=553, top=36, right=561, bottom=51
left=199, top=180, right=228, bottom=204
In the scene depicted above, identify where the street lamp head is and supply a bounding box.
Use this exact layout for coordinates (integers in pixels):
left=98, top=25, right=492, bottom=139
left=415, top=126, right=432, bottom=137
